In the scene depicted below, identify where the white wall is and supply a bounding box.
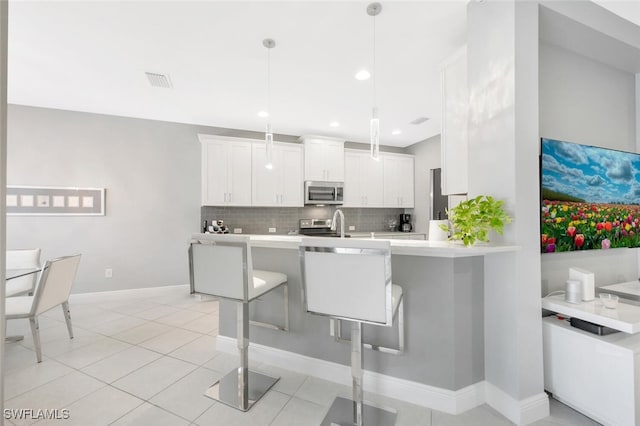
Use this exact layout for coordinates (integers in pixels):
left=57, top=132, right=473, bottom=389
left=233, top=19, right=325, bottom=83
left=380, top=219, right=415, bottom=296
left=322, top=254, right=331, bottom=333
left=7, top=105, right=202, bottom=293
left=539, top=42, right=638, bottom=294
left=406, top=134, right=440, bottom=234
left=467, top=1, right=548, bottom=422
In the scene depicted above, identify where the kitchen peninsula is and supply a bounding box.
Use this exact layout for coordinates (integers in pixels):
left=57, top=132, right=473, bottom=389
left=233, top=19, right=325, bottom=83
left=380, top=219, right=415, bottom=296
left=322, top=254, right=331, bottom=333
left=208, top=234, right=519, bottom=413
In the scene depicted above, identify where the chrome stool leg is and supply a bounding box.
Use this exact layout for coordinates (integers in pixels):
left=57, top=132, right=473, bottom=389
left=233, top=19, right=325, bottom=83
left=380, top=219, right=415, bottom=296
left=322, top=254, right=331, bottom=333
left=333, top=295, right=405, bottom=355
left=320, top=321, right=397, bottom=426
left=204, top=301, right=279, bottom=411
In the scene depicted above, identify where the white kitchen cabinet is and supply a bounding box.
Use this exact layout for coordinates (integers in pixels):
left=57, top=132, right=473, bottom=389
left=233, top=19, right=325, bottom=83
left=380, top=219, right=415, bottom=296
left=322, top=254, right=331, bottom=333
left=440, top=45, right=468, bottom=196
left=199, top=135, right=252, bottom=206
left=300, top=136, right=345, bottom=182
left=383, top=154, right=414, bottom=208
left=252, top=142, right=303, bottom=207
left=344, top=149, right=384, bottom=207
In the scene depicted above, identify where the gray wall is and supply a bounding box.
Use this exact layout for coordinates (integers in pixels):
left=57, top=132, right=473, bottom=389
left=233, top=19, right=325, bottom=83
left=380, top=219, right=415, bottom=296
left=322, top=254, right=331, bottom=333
left=406, top=134, right=441, bottom=235
left=6, top=105, right=204, bottom=293
left=539, top=42, right=638, bottom=294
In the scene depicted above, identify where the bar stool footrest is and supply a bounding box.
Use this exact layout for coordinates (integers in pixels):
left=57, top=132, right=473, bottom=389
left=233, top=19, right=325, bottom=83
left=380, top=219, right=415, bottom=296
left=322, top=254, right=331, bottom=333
left=320, top=396, right=397, bottom=426
left=204, top=369, right=279, bottom=412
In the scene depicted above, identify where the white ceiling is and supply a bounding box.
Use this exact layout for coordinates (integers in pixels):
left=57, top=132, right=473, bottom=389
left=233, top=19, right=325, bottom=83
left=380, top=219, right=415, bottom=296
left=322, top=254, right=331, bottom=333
left=7, top=1, right=469, bottom=147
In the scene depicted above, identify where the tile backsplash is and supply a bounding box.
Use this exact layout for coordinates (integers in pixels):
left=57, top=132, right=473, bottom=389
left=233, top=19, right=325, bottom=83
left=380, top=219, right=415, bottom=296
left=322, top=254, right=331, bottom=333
left=201, top=206, right=407, bottom=235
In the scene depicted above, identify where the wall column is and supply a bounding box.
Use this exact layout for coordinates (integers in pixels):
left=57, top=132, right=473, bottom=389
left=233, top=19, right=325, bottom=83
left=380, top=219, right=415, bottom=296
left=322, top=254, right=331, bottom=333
left=467, top=1, right=548, bottom=424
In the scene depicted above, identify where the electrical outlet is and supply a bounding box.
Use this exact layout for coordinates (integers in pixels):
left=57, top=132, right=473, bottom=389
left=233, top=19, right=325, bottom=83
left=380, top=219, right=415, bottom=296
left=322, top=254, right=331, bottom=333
left=348, top=225, right=355, bottom=231
left=105, top=268, right=113, bottom=279
left=233, top=228, right=242, bottom=234
left=268, top=227, right=276, bottom=233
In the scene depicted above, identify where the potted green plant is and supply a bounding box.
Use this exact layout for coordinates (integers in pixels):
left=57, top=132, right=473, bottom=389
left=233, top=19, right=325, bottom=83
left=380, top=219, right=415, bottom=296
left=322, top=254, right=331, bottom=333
left=441, top=195, right=512, bottom=246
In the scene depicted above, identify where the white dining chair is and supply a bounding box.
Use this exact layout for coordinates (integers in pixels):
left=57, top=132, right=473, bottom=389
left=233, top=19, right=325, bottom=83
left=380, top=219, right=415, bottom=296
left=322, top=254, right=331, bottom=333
left=6, top=254, right=81, bottom=363
left=6, top=248, right=41, bottom=297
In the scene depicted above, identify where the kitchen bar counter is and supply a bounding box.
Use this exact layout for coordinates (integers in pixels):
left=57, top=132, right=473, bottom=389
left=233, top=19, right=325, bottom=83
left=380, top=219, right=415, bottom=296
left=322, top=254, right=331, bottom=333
left=244, top=234, right=519, bottom=257
left=207, top=232, right=519, bottom=413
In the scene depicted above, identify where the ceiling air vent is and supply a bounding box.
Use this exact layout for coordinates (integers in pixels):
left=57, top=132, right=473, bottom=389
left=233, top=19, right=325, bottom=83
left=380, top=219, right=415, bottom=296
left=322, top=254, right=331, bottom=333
left=410, top=116, right=430, bottom=125
left=145, top=72, right=173, bottom=89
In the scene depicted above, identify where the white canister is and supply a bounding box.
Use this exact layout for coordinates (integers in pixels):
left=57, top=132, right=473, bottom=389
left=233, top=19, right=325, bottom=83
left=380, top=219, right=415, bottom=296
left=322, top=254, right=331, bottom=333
left=429, top=220, right=449, bottom=241
left=565, top=280, right=582, bottom=304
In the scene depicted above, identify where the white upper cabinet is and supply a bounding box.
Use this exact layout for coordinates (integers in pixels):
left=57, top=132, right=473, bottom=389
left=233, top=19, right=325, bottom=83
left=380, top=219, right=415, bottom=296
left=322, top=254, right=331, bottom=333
left=252, top=142, right=303, bottom=207
left=199, top=135, right=252, bottom=206
left=344, top=150, right=384, bottom=207
left=383, top=153, right=414, bottom=208
left=300, top=136, right=345, bottom=182
left=440, top=45, right=468, bottom=196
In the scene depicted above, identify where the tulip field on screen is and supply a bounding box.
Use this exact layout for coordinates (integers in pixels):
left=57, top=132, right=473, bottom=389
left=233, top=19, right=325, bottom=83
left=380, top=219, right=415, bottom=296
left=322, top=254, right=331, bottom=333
left=540, top=200, right=640, bottom=253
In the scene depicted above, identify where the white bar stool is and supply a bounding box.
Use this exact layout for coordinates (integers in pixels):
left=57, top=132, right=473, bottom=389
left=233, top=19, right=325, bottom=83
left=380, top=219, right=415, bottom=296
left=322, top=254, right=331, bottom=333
left=299, top=237, right=402, bottom=426
left=189, top=234, right=288, bottom=411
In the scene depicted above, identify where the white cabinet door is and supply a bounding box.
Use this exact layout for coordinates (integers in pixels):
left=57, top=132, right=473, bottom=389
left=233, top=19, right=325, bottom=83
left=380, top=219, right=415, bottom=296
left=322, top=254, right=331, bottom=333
left=344, top=150, right=384, bottom=207
left=301, top=136, right=345, bottom=181
left=344, top=151, right=362, bottom=207
left=303, top=138, right=327, bottom=181
left=361, top=155, right=384, bottom=207
left=227, top=142, right=252, bottom=205
left=383, top=154, right=414, bottom=208
left=201, top=140, right=228, bottom=205
left=441, top=46, right=468, bottom=195
left=323, top=140, right=345, bottom=181
left=252, top=144, right=280, bottom=206
left=383, top=155, right=401, bottom=207
left=279, top=144, right=303, bottom=206
left=199, top=135, right=252, bottom=206
left=252, top=142, right=303, bottom=207
left=396, top=156, right=414, bottom=208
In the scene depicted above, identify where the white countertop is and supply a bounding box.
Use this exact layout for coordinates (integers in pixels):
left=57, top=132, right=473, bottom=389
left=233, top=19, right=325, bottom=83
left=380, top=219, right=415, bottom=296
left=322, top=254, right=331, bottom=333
left=242, top=234, right=519, bottom=258
left=542, top=294, right=640, bottom=334
left=599, top=281, right=640, bottom=299
left=349, top=231, right=426, bottom=237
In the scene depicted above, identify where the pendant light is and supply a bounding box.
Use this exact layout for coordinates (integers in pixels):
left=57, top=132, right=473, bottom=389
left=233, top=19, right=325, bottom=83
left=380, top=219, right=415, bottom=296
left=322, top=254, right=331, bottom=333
left=263, top=38, right=276, bottom=170
left=367, top=3, right=382, bottom=161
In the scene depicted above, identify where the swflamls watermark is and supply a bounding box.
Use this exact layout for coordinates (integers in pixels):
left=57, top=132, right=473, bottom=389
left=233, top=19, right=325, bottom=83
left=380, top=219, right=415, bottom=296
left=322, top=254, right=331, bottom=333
left=4, top=408, right=70, bottom=420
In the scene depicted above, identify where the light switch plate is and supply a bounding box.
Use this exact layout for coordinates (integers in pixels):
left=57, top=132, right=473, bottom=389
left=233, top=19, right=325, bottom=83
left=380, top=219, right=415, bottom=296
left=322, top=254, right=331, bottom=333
left=348, top=225, right=355, bottom=231
left=268, top=227, right=276, bottom=233
left=233, top=228, right=242, bottom=234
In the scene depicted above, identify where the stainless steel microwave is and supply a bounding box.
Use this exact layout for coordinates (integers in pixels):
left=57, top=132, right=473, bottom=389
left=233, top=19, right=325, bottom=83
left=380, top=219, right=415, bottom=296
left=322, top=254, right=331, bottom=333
left=304, top=181, right=344, bottom=205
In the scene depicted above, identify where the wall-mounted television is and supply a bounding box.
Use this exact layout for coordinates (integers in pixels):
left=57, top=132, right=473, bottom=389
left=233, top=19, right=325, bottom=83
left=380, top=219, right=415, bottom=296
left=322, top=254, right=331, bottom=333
left=540, top=137, right=640, bottom=253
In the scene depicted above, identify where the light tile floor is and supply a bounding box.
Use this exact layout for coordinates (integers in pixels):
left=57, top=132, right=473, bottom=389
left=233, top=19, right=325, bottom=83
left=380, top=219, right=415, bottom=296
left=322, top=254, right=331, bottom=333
left=3, top=285, right=600, bottom=425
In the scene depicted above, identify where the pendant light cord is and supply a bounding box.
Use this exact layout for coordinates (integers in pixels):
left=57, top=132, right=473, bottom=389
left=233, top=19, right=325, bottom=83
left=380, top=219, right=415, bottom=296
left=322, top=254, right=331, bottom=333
left=267, top=46, right=271, bottom=128
left=372, top=14, right=376, bottom=108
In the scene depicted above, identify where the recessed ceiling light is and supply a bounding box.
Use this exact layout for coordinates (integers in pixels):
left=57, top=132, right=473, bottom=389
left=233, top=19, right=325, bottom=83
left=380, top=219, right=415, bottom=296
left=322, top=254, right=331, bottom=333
left=329, top=121, right=340, bottom=127
left=410, top=116, right=430, bottom=125
left=391, top=129, right=402, bottom=135
left=355, top=70, right=371, bottom=81
left=257, top=111, right=269, bottom=118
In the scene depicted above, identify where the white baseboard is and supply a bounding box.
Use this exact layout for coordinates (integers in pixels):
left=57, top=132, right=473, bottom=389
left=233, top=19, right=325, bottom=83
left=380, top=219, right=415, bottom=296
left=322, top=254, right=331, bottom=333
left=69, top=284, right=189, bottom=302
left=484, top=381, right=549, bottom=425
left=216, top=335, right=484, bottom=415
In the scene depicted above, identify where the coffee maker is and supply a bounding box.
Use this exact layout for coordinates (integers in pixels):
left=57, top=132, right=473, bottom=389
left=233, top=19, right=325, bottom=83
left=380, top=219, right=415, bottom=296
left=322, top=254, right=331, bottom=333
left=399, top=214, right=412, bottom=232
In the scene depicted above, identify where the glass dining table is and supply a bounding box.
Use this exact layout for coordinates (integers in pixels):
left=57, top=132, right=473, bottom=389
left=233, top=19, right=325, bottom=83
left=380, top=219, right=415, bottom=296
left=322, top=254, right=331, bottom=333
left=5, top=267, right=41, bottom=342
left=6, top=268, right=41, bottom=281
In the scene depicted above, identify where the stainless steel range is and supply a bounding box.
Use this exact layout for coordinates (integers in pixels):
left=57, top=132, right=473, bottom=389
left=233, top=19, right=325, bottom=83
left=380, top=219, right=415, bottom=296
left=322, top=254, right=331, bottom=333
left=298, top=219, right=350, bottom=238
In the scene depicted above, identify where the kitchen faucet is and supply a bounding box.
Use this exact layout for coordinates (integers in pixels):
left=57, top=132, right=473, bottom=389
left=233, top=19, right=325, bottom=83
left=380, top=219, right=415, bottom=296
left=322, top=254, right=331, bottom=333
left=331, top=209, right=345, bottom=238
